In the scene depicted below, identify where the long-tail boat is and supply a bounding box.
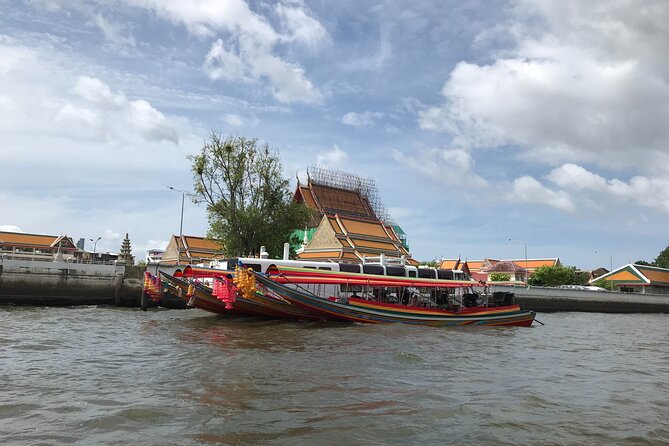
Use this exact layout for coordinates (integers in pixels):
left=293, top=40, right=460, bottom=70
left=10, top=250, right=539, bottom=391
left=160, top=271, right=322, bottom=320
left=239, top=265, right=536, bottom=327
left=154, top=253, right=536, bottom=327
left=158, top=271, right=247, bottom=316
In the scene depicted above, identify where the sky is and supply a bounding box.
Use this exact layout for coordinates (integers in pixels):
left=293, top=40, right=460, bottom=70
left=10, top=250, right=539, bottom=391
left=1, top=0, right=668, bottom=269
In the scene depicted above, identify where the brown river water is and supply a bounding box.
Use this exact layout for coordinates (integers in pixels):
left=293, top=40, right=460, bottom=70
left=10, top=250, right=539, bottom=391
left=1, top=307, right=669, bottom=445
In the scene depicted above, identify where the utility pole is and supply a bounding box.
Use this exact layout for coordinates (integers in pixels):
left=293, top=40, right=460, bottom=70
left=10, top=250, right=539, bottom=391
left=508, top=238, right=528, bottom=283
left=168, top=186, right=186, bottom=264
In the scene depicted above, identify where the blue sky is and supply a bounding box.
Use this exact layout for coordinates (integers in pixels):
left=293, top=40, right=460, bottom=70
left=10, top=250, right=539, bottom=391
left=1, top=0, right=668, bottom=269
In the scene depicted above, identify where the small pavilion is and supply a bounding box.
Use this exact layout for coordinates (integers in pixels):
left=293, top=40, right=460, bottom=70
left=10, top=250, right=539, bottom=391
left=590, top=264, right=669, bottom=294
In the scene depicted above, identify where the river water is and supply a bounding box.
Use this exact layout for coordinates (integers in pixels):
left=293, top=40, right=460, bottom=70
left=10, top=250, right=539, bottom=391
left=1, top=307, right=668, bottom=445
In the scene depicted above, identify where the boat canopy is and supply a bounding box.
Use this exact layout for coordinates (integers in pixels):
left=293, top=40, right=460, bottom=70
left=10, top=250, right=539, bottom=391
left=177, top=265, right=231, bottom=278
left=264, top=265, right=478, bottom=289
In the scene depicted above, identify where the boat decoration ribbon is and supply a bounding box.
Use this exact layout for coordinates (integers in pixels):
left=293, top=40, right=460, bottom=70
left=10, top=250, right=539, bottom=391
left=233, top=265, right=258, bottom=300
left=142, top=271, right=163, bottom=302
left=212, top=275, right=237, bottom=309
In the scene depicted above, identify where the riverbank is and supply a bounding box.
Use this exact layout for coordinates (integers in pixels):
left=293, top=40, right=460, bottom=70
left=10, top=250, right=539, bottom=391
left=490, top=284, right=669, bottom=313
left=2, top=258, right=669, bottom=313
left=0, top=258, right=141, bottom=306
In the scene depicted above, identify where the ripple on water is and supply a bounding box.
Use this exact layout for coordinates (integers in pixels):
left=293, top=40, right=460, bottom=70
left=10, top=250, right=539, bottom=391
left=1, top=309, right=669, bottom=445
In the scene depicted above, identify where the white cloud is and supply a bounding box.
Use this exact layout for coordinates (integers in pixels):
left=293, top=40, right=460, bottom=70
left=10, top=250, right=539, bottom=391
left=276, top=2, right=329, bottom=48
left=130, top=0, right=324, bottom=104
left=223, top=113, right=244, bottom=127
left=203, top=36, right=322, bottom=104
left=55, top=76, right=179, bottom=144
left=0, top=37, right=203, bottom=190
left=30, top=0, right=326, bottom=104
left=0, top=37, right=36, bottom=74
left=221, top=112, right=258, bottom=128
left=203, top=39, right=250, bottom=83
left=0, top=39, right=180, bottom=149
left=133, top=239, right=169, bottom=257
left=128, top=0, right=277, bottom=40
left=91, top=13, right=137, bottom=55
left=547, top=163, right=669, bottom=214
left=0, top=225, right=23, bottom=233
left=103, top=229, right=122, bottom=242
left=419, top=0, right=669, bottom=172
left=341, top=111, right=384, bottom=128
left=509, top=176, right=575, bottom=212
left=316, top=145, right=348, bottom=166
left=392, top=148, right=488, bottom=189
left=547, top=164, right=607, bottom=191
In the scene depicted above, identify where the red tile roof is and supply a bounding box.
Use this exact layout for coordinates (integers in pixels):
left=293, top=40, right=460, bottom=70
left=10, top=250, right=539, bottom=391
left=482, top=261, right=527, bottom=273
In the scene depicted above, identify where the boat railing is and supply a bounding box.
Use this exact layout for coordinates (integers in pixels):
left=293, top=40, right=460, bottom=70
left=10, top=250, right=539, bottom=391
left=362, top=254, right=407, bottom=266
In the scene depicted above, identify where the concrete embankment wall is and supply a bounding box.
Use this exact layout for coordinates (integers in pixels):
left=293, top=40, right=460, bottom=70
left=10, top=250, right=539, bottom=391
left=489, top=284, right=669, bottom=313
left=0, top=258, right=144, bottom=306
left=2, top=258, right=669, bottom=313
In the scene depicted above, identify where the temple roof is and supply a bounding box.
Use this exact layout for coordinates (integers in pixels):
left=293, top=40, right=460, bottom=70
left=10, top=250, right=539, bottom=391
left=161, top=235, right=225, bottom=264
left=465, top=258, right=559, bottom=272
left=438, top=259, right=471, bottom=275
left=294, top=180, right=376, bottom=221
left=0, top=231, right=78, bottom=251
left=482, top=260, right=527, bottom=273
left=297, top=214, right=416, bottom=265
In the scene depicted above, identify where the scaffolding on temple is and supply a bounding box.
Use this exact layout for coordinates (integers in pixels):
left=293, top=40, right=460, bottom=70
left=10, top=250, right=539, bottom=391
left=307, top=166, right=396, bottom=226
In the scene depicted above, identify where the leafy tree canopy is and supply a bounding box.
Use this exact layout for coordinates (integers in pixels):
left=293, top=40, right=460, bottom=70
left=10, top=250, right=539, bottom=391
left=190, top=132, right=312, bottom=258
left=634, top=260, right=652, bottom=266
left=592, top=278, right=615, bottom=290
left=527, top=265, right=589, bottom=287
left=421, top=259, right=440, bottom=268
left=489, top=272, right=511, bottom=282
left=654, top=246, right=669, bottom=269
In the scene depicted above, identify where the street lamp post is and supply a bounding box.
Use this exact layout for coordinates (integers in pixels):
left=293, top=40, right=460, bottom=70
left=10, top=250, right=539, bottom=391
left=89, top=236, right=101, bottom=263
left=168, top=186, right=186, bottom=265
left=594, top=250, right=614, bottom=290
left=508, top=238, right=528, bottom=283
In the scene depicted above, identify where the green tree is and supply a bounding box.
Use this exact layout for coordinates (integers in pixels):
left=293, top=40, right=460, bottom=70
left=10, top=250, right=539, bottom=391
left=422, top=259, right=440, bottom=267
left=527, top=265, right=589, bottom=287
left=489, top=272, right=511, bottom=282
left=635, top=260, right=652, bottom=266
left=190, top=132, right=312, bottom=258
left=593, top=278, right=614, bottom=290
left=654, top=246, right=669, bottom=269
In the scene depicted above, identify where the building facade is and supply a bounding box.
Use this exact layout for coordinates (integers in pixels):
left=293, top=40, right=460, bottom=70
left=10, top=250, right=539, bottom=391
left=0, top=231, right=80, bottom=261
left=591, top=264, right=669, bottom=294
